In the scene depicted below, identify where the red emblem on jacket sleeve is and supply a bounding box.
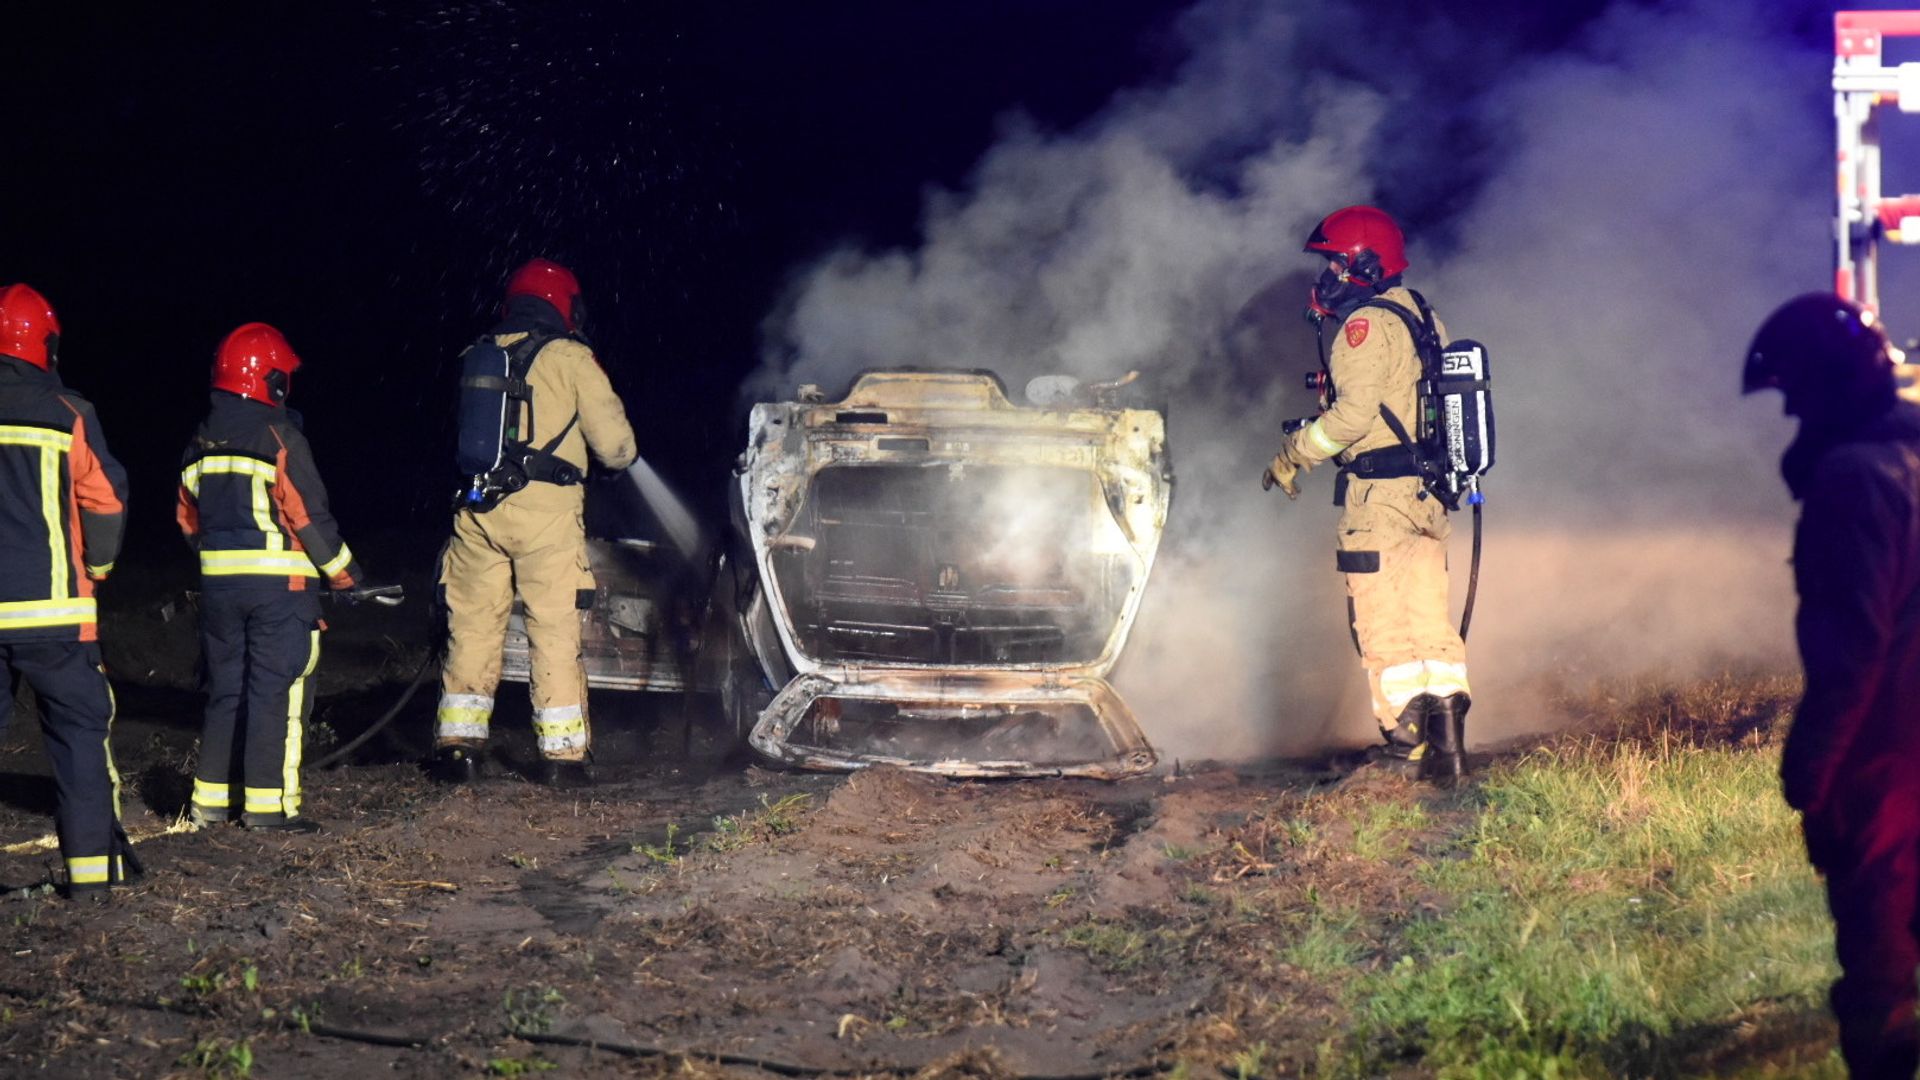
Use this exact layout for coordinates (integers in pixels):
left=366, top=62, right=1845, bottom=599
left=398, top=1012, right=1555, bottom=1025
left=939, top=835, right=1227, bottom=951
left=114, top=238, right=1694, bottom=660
left=1345, top=318, right=1370, bottom=348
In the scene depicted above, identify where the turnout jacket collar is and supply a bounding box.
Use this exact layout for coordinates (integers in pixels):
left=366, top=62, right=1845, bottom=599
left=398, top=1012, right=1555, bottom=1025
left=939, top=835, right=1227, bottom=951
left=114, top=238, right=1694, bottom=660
left=1781, top=391, right=1909, bottom=501
left=495, top=295, right=578, bottom=344
left=0, top=354, right=60, bottom=386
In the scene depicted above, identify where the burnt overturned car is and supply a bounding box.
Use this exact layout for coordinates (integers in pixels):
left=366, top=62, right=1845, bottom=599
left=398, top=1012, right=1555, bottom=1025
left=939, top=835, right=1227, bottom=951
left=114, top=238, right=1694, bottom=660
left=500, top=368, right=1172, bottom=778
left=724, top=369, right=1172, bottom=779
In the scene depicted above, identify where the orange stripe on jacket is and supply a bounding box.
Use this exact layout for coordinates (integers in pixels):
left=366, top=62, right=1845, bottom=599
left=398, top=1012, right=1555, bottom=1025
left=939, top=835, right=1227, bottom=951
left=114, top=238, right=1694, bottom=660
left=60, top=410, right=104, bottom=640
left=64, top=411, right=124, bottom=516
left=269, top=435, right=315, bottom=592
left=176, top=483, right=200, bottom=539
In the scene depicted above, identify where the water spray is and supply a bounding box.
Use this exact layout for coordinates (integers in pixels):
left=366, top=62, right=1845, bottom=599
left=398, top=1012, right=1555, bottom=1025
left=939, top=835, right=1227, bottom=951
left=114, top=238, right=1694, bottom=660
left=624, top=454, right=704, bottom=562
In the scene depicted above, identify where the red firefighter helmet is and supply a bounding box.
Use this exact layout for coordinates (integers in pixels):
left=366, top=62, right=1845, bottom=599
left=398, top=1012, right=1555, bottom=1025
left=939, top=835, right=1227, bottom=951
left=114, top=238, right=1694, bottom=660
left=502, top=258, right=584, bottom=331
left=212, top=322, right=303, bottom=405
left=0, top=283, right=62, bottom=371
left=1303, top=205, right=1409, bottom=284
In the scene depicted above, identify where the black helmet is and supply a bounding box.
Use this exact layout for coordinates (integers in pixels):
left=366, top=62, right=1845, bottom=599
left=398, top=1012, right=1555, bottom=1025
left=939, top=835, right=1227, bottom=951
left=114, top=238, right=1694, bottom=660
left=1744, top=293, right=1896, bottom=419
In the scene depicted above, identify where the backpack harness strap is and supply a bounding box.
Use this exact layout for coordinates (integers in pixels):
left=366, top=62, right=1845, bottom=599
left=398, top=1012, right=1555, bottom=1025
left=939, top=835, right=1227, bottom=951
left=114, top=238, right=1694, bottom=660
left=1332, top=291, right=1460, bottom=511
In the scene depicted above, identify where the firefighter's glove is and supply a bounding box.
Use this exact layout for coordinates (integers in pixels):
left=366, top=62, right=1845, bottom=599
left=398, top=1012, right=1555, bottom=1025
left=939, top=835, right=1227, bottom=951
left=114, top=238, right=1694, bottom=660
left=345, top=583, right=406, bottom=608
left=1261, top=454, right=1300, bottom=500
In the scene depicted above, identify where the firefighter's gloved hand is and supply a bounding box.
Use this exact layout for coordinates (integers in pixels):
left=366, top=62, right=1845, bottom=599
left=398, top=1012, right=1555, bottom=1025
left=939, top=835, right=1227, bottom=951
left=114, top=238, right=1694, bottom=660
left=345, top=583, right=405, bottom=608
left=1261, top=454, right=1300, bottom=500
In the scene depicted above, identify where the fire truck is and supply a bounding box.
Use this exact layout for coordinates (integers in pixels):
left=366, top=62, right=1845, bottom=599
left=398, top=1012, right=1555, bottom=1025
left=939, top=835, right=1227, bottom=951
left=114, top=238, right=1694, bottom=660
left=1837, top=10, right=1920, bottom=319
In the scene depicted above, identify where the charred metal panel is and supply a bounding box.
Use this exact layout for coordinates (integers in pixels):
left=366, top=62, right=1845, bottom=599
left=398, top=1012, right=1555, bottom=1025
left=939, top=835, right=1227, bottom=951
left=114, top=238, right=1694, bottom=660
left=750, top=670, right=1157, bottom=780
left=501, top=539, right=703, bottom=693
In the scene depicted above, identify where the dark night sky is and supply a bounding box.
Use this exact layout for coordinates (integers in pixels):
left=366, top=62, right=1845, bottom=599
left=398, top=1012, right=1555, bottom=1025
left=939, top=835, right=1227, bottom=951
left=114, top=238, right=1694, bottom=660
left=3, top=0, right=1762, bottom=573
left=1, top=2, right=1200, bottom=569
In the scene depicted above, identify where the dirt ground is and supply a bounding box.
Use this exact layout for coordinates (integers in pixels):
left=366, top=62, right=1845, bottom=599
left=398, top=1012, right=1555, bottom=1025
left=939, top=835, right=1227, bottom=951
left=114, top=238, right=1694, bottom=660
left=0, top=596, right=1835, bottom=1079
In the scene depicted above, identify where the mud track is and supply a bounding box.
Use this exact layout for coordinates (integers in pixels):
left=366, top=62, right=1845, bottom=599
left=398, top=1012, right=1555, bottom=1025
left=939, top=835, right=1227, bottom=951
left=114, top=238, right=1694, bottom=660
left=0, top=661, right=1488, bottom=1078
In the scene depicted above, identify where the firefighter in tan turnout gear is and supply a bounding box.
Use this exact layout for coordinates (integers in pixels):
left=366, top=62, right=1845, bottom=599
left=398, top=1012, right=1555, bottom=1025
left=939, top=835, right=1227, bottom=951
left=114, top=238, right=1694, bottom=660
left=433, top=258, right=636, bottom=788
left=1262, top=206, right=1470, bottom=782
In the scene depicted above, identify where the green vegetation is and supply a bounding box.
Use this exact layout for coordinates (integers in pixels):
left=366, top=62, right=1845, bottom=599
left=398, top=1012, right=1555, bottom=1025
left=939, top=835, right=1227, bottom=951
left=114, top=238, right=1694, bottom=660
left=706, top=792, right=814, bottom=853
left=1328, top=734, right=1837, bottom=1078
left=502, top=987, right=567, bottom=1036
left=631, top=822, right=684, bottom=865
left=178, top=1037, right=254, bottom=1079
left=179, top=960, right=258, bottom=999
left=1279, top=908, right=1365, bottom=978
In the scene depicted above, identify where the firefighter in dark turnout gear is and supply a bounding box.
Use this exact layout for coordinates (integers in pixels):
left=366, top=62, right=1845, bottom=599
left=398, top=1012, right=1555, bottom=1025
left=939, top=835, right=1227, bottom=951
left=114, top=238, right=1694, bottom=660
left=178, top=323, right=364, bottom=833
left=1748, top=293, right=1920, bottom=1079
left=1262, top=206, right=1470, bottom=782
left=0, top=283, right=140, bottom=897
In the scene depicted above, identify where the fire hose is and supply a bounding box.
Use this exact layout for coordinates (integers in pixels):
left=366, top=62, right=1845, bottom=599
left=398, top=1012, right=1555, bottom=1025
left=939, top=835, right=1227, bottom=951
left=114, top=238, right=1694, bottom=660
left=1459, top=497, right=1482, bottom=641
left=311, top=643, right=441, bottom=770
left=309, top=583, right=438, bottom=771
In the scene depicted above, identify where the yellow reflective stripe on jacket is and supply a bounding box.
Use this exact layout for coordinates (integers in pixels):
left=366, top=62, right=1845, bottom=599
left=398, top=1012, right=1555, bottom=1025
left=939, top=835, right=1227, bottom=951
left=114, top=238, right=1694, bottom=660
left=183, top=456, right=283, bottom=550
left=67, top=855, right=110, bottom=885
left=41, top=440, right=67, bottom=599
left=252, top=473, right=280, bottom=550
left=1307, top=418, right=1348, bottom=458
left=182, top=454, right=276, bottom=492
left=0, top=597, right=97, bottom=629
left=317, top=543, right=354, bottom=578
left=0, top=426, right=76, bottom=605
left=199, top=550, right=320, bottom=577
left=0, top=425, right=73, bottom=451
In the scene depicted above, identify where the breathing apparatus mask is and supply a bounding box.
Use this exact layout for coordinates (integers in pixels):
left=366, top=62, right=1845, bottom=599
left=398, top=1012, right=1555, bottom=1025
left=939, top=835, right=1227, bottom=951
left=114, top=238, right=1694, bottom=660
left=1305, top=252, right=1387, bottom=324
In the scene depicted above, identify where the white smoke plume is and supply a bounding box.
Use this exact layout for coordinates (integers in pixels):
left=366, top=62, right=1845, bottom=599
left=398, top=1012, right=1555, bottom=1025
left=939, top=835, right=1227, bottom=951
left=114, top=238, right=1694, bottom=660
left=751, top=0, right=1829, bottom=759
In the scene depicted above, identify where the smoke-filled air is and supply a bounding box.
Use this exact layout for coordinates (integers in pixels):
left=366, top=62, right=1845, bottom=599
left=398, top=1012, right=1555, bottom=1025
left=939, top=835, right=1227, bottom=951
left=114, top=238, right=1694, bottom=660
left=749, top=0, right=1830, bottom=760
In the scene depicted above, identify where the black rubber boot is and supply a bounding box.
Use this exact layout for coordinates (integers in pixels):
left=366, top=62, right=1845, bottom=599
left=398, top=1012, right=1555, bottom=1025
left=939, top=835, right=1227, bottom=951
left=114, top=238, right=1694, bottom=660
left=428, top=745, right=482, bottom=785
left=1422, top=693, right=1470, bottom=785
left=1364, top=695, right=1435, bottom=777
left=243, top=813, right=324, bottom=834
left=539, top=760, right=593, bottom=790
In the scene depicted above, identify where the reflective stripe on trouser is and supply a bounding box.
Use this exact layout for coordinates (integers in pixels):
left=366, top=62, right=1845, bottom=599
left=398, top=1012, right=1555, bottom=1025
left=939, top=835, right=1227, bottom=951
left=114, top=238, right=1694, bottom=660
left=1336, top=476, right=1469, bottom=730
left=435, top=692, right=494, bottom=745
left=534, top=704, right=588, bottom=760
left=0, top=640, right=126, bottom=886
left=193, top=590, right=322, bottom=821
left=191, top=777, right=231, bottom=817
left=439, top=499, right=595, bottom=759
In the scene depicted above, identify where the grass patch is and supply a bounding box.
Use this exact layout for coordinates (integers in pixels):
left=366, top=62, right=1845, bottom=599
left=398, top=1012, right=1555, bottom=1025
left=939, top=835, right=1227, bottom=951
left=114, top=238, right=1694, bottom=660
left=1330, top=734, right=1835, bottom=1078
left=707, top=792, right=815, bottom=853
left=1280, top=907, right=1365, bottom=978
